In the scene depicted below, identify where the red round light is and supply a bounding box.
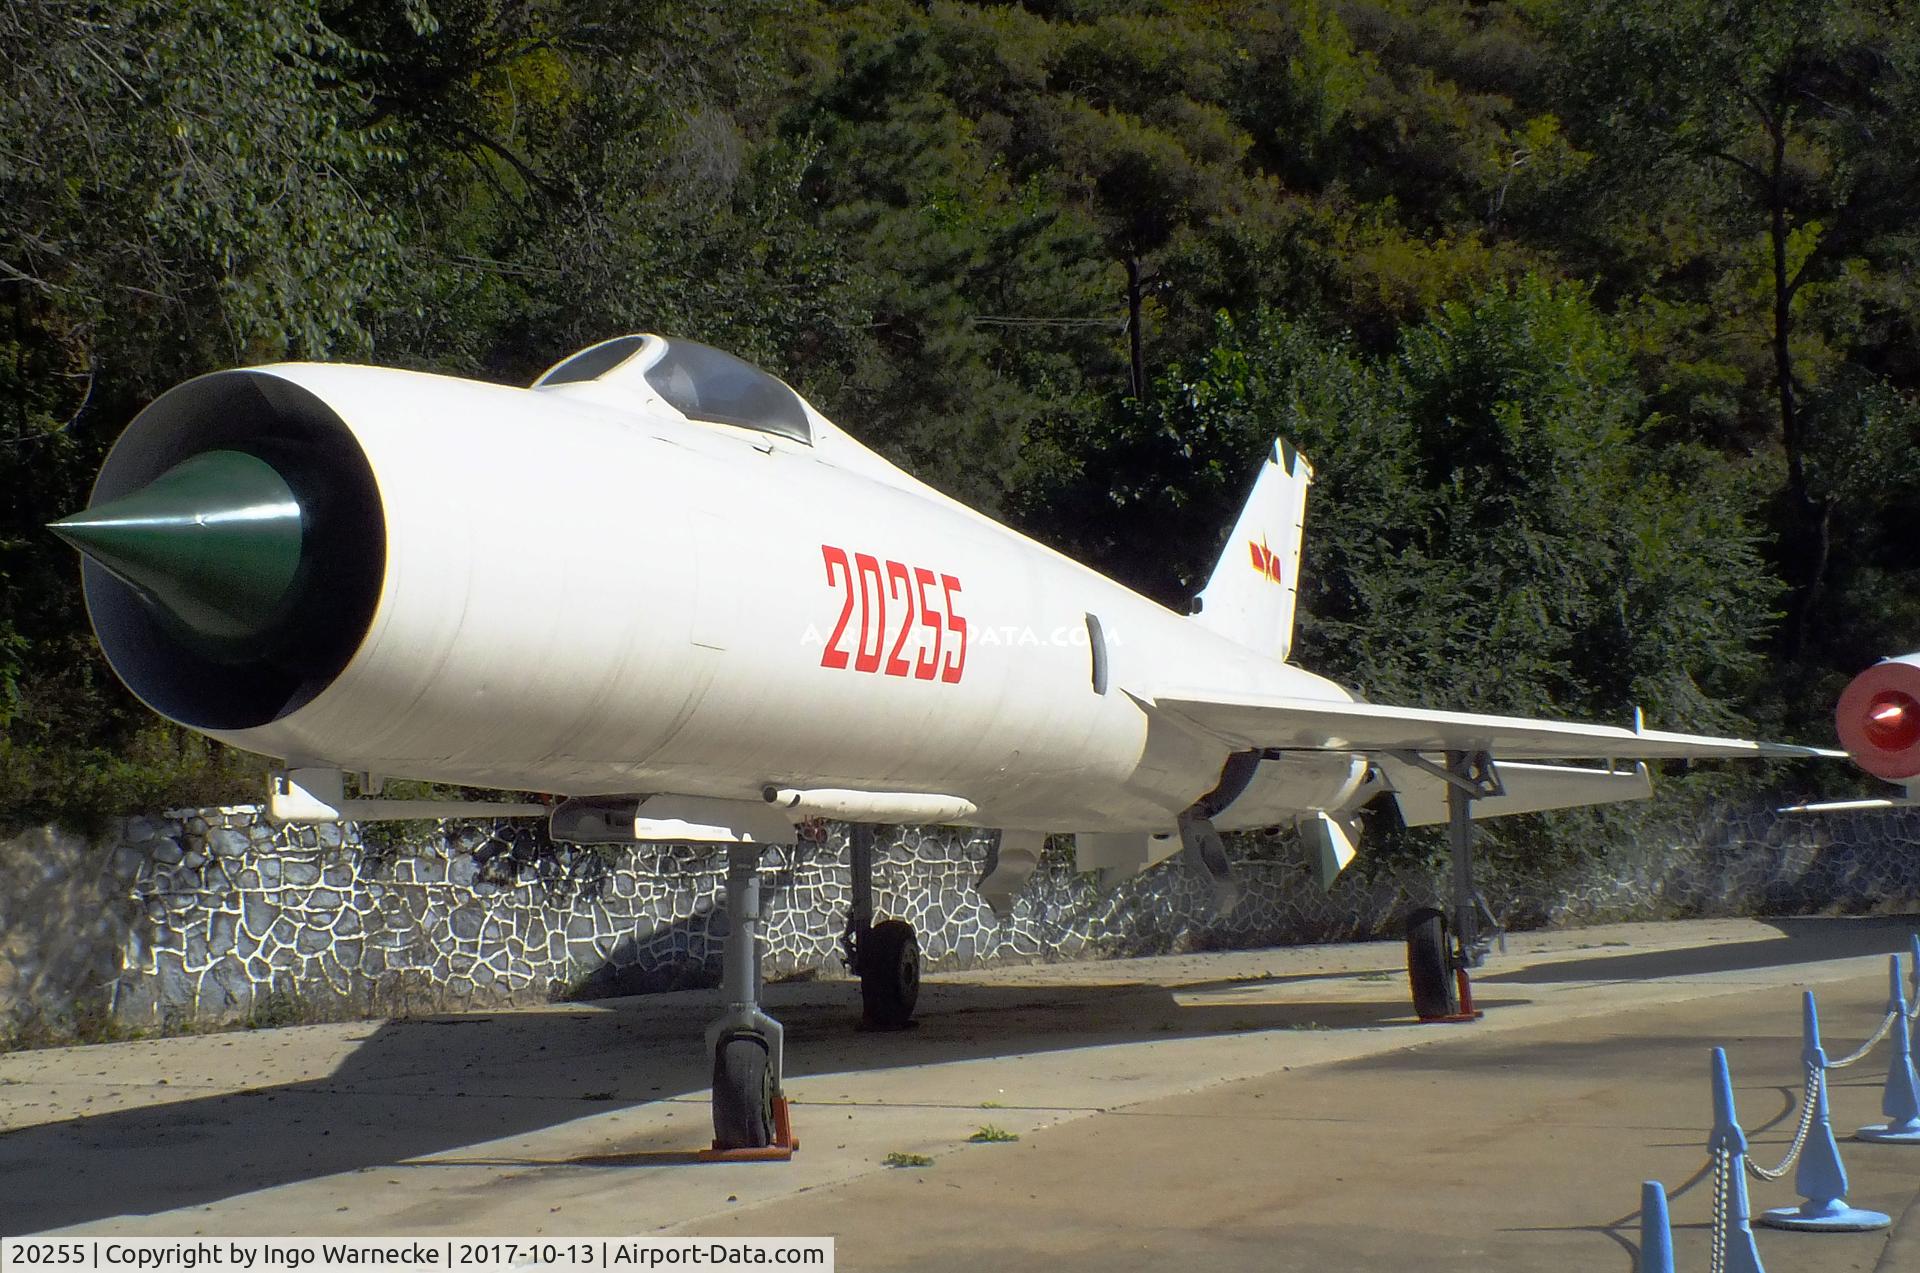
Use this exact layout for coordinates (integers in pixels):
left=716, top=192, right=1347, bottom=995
left=1863, top=691, right=1920, bottom=753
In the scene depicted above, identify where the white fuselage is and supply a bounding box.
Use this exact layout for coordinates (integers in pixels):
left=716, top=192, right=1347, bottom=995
left=100, top=362, right=1363, bottom=833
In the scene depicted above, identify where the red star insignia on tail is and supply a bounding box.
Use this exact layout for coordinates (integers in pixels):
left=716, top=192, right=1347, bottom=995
left=1247, top=536, right=1283, bottom=584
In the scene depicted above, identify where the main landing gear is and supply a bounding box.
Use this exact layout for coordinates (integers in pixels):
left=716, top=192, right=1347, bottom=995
left=703, top=843, right=798, bottom=1157
left=1396, top=749, right=1503, bottom=1023
left=841, top=824, right=921, bottom=1031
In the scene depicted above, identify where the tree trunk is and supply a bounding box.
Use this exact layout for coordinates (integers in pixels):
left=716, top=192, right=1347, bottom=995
left=1125, top=254, right=1144, bottom=400
left=1769, top=119, right=1828, bottom=656
left=1771, top=136, right=1806, bottom=515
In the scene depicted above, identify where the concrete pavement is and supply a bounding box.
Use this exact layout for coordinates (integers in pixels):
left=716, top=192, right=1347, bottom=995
left=4, top=916, right=1919, bottom=1270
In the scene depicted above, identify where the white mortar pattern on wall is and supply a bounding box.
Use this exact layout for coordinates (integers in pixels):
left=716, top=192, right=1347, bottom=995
left=16, top=802, right=1918, bottom=1025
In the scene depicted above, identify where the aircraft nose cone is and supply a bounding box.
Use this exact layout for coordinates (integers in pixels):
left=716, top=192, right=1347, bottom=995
left=50, top=449, right=305, bottom=646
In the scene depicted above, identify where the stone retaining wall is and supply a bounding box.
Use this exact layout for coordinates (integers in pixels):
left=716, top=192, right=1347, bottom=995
left=2, top=801, right=1918, bottom=1029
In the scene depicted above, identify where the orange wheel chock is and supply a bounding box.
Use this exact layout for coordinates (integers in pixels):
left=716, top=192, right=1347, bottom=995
left=697, top=1095, right=801, bottom=1163
left=1417, top=968, right=1486, bottom=1025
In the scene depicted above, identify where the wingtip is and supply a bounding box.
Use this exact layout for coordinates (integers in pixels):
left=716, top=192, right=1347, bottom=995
left=1766, top=745, right=1851, bottom=760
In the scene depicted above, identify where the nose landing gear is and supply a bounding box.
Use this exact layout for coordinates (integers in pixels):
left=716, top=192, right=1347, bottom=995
left=701, top=843, right=800, bottom=1159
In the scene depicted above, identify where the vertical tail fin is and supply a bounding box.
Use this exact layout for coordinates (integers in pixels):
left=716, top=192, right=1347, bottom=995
left=1190, top=439, right=1311, bottom=661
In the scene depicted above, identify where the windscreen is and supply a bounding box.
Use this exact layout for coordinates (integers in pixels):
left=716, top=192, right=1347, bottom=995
left=643, top=339, right=811, bottom=443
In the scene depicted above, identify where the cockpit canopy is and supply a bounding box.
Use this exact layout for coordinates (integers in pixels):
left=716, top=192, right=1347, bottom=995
left=533, top=335, right=812, bottom=445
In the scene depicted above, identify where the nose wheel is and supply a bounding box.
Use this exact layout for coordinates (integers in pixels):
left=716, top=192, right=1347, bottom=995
left=712, top=1030, right=776, bottom=1149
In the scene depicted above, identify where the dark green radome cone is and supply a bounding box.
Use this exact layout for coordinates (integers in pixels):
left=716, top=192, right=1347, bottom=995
left=50, top=449, right=305, bottom=645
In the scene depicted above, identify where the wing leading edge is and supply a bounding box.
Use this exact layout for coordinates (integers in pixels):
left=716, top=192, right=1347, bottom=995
left=1143, top=687, right=1842, bottom=762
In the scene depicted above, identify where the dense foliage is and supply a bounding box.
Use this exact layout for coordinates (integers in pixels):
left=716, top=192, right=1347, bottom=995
left=4, top=0, right=1916, bottom=830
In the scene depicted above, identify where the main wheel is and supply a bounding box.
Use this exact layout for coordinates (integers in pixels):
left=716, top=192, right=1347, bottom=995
left=1406, top=906, right=1459, bottom=1019
left=711, top=1031, right=775, bottom=1150
left=860, top=918, right=920, bottom=1030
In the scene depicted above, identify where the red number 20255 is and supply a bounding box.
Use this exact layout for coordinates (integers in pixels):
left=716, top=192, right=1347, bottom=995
left=818, top=544, right=967, bottom=684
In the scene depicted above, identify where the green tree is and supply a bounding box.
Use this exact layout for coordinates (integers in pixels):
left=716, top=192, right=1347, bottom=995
left=1021, top=278, right=1774, bottom=733
left=9, top=0, right=1908, bottom=830
left=1, top=0, right=405, bottom=826
left=1554, top=0, right=1920, bottom=657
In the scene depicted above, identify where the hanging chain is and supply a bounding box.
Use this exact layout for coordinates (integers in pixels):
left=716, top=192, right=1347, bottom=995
left=1708, top=1147, right=1729, bottom=1273
left=1829, top=1009, right=1899, bottom=1068
left=1700, top=997, right=1914, bottom=1273
left=1744, top=1065, right=1821, bottom=1180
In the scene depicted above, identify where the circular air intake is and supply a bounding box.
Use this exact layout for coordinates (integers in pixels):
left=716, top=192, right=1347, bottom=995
left=55, top=370, right=386, bottom=731
left=1835, top=655, right=1920, bottom=781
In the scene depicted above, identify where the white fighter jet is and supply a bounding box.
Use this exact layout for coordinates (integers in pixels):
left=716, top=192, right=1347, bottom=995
left=51, top=334, right=1837, bottom=1152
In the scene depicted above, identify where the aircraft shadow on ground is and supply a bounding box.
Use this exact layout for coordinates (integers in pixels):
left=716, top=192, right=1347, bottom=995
left=1480, top=914, right=1919, bottom=985
left=0, top=917, right=1472, bottom=1234
left=14, top=914, right=1907, bottom=1231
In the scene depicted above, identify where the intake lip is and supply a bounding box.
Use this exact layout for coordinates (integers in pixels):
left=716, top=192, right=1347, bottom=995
left=1836, top=655, right=1920, bottom=782
left=64, top=369, right=386, bottom=732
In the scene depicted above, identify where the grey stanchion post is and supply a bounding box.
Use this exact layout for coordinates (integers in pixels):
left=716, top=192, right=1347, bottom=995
left=1857, top=955, right=1920, bottom=1143
left=1759, top=991, right=1890, bottom=1230
left=1639, top=1182, right=1675, bottom=1273
left=1708, top=1047, right=1768, bottom=1273
left=1910, top=933, right=1920, bottom=1011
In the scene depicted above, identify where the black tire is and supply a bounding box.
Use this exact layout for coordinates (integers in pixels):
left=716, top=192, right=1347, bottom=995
left=1406, top=906, right=1459, bottom=1019
left=711, top=1031, right=775, bottom=1150
left=860, top=918, right=920, bottom=1030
